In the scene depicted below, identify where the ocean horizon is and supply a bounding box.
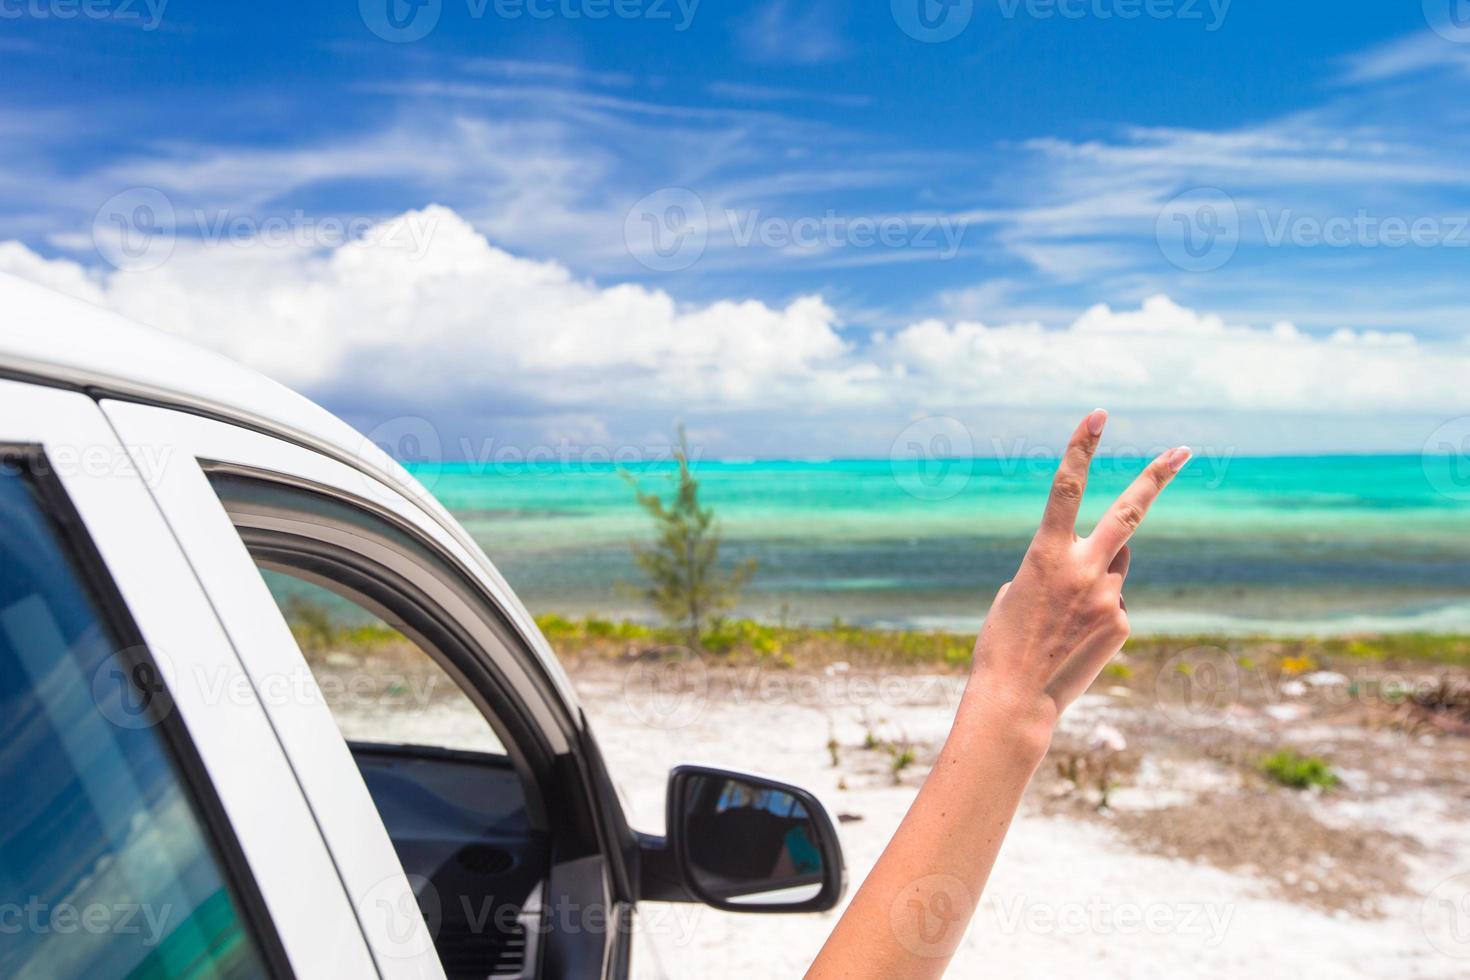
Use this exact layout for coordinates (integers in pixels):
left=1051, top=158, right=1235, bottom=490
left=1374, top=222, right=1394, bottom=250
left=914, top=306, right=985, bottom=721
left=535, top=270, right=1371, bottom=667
left=406, top=454, right=1470, bottom=637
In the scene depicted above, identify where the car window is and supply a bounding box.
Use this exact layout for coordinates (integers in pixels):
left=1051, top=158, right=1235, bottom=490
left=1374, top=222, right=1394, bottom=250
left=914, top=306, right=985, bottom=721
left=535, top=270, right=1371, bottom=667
left=258, top=566, right=507, bottom=756
left=202, top=471, right=549, bottom=979
left=0, top=460, right=272, bottom=980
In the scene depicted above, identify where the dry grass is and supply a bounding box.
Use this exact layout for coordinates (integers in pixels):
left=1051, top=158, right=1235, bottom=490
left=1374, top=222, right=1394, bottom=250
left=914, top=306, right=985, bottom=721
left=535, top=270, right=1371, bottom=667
left=1108, top=792, right=1419, bottom=917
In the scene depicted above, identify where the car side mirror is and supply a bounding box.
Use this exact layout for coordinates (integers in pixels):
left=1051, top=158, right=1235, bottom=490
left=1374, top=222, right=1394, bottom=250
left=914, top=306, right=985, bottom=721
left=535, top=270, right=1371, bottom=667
left=641, top=765, right=846, bottom=913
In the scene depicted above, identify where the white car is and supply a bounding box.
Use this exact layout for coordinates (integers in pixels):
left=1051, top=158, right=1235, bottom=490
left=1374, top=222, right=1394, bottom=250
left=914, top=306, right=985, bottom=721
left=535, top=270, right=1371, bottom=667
left=0, top=276, right=845, bottom=980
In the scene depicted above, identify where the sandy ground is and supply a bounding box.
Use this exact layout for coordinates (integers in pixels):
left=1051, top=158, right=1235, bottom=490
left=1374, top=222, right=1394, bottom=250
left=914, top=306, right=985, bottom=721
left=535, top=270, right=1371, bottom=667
left=319, top=646, right=1470, bottom=978
left=562, top=664, right=1470, bottom=980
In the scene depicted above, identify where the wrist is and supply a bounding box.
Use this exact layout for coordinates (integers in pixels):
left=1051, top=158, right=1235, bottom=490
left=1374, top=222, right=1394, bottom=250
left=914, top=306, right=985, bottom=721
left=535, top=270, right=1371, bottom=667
left=956, top=675, right=1057, bottom=767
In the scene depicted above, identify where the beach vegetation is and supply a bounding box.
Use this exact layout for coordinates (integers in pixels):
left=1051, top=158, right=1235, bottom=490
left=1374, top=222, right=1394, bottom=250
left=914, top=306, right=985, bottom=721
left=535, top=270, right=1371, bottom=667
left=1260, top=749, right=1339, bottom=790
left=622, top=427, right=756, bottom=650
left=886, top=740, right=917, bottom=784
left=524, top=615, right=1470, bottom=674
left=534, top=614, right=651, bottom=645
left=284, top=595, right=336, bottom=652
left=282, top=596, right=404, bottom=655
left=1279, top=655, right=1317, bottom=675
left=1057, top=750, right=1127, bottom=811
left=700, top=617, right=781, bottom=657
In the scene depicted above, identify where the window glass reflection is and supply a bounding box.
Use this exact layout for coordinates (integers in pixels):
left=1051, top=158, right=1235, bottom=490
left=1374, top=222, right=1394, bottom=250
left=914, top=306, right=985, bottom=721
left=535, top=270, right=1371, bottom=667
left=0, top=464, right=269, bottom=979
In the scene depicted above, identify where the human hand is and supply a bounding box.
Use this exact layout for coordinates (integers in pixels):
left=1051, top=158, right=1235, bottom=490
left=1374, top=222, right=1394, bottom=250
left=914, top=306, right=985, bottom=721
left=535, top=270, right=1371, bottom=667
left=967, top=410, right=1190, bottom=738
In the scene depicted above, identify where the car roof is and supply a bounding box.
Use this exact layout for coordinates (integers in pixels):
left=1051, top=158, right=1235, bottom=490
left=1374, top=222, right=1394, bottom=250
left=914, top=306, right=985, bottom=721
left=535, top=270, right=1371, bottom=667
left=0, top=273, right=580, bottom=712
left=0, top=273, right=408, bottom=484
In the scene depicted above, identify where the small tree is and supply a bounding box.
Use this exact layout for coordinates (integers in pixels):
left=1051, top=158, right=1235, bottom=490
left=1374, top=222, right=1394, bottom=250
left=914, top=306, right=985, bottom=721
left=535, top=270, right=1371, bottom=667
left=624, top=427, right=755, bottom=649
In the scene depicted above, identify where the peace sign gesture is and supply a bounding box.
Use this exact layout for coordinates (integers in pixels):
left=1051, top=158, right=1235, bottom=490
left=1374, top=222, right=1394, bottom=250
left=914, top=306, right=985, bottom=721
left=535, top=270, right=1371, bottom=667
left=971, top=410, right=1191, bottom=721
left=807, top=411, right=1192, bottom=980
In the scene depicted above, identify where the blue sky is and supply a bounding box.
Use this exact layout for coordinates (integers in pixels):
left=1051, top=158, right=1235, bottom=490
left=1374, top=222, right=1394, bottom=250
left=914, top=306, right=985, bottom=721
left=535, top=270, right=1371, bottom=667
left=3, top=1, right=1469, bottom=457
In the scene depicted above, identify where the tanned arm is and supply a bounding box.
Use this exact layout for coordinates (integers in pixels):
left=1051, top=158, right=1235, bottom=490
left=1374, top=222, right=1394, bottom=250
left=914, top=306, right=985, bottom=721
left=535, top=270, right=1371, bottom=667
left=806, top=410, right=1191, bottom=978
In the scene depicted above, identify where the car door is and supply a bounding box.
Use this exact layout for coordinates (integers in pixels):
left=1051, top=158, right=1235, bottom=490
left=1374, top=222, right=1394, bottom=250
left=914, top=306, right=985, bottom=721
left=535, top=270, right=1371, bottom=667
left=0, top=378, right=381, bottom=979
left=104, top=400, right=637, bottom=979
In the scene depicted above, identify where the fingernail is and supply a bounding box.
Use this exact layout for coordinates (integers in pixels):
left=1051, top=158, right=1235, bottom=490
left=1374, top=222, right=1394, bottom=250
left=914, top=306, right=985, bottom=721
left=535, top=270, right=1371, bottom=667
left=1086, top=409, right=1107, bottom=436
left=1167, top=446, right=1192, bottom=472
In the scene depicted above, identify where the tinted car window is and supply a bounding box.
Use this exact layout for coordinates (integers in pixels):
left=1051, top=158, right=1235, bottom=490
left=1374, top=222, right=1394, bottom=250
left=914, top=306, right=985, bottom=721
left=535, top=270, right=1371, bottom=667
left=257, top=567, right=508, bottom=756
left=0, top=461, right=270, bottom=979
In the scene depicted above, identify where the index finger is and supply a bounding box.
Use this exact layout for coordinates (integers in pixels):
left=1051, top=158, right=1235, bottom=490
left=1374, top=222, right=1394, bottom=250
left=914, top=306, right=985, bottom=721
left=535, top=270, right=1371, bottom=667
left=1088, top=446, right=1191, bottom=558
left=1039, top=409, right=1108, bottom=539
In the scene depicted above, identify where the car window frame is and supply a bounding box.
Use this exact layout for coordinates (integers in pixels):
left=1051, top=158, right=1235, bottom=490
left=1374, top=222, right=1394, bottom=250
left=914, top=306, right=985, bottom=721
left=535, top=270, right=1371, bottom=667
left=204, top=467, right=557, bottom=827
left=102, top=397, right=641, bottom=978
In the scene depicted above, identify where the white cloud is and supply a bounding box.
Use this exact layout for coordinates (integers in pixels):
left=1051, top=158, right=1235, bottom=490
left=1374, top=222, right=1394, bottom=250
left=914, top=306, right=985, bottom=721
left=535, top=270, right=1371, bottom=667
left=456, top=58, right=636, bottom=88
left=0, top=241, right=101, bottom=297
left=736, top=0, right=850, bottom=64
left=704, top=81, right=871, bottom=108
left=7, top=207, right=868, bottom=412
left=885, top=295, right=1463, bottom=413
left=2, top=207, right=1465, bottom=433
left=1340, top=32, right=1470, bottom=84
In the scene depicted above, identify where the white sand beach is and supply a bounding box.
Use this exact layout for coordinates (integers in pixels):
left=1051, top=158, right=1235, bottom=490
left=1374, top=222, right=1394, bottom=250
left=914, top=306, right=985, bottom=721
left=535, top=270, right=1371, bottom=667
left=559, top=668, right=1470, bottom=980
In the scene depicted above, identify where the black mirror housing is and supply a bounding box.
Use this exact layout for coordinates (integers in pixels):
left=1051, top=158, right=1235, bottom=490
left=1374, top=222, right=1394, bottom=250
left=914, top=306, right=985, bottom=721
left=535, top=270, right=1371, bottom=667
left=640, top=765, right=846, bottom=913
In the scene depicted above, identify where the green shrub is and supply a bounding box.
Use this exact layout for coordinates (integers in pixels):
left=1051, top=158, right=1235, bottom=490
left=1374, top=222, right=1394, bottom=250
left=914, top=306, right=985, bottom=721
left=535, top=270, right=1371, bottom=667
left=284, top=596, right=335, bottom=651
left=585, top=618, right=652, bottom=641
left=699, top=618, right=781, bottom=657
left=943, top=645, right=971, bottom=667
left=535, top=613, right=580, bottom=641
left=888, top=744, right=916, bottom=784
left=1260, top=749, right=1339, bottom=790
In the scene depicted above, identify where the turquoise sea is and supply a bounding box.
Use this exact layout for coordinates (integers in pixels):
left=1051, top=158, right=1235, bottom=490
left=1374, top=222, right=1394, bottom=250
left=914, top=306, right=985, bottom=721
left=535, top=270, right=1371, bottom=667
left=413, top=455, right=1470, bottom=637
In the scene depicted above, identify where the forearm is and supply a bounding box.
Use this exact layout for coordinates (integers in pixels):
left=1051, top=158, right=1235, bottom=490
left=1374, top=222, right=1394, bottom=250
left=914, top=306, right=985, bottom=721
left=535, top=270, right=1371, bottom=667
left=805, top=686, right=1054, bottom=979
left=804, top=413, right=1185, bottom=978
